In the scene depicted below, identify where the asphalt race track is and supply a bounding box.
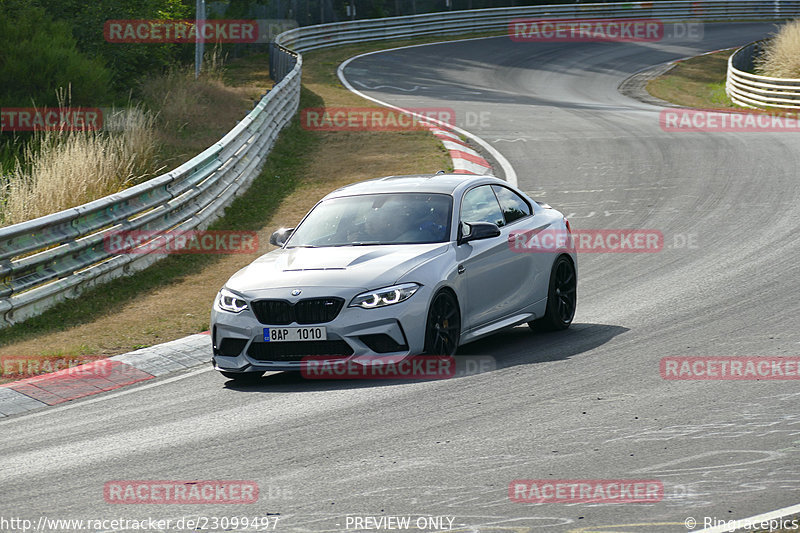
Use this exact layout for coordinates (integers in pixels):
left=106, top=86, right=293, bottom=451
left=2, top=22, right=799, bottom=533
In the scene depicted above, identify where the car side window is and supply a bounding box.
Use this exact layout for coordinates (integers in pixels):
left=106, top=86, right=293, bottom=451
left=461, top=185, right=505, bottom=227
left=492, top=185, right=531, bottom=225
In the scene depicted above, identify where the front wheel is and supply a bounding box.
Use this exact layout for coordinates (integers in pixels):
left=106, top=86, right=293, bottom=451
left=529, top=255, right=576, bottom=332
left=424, top=290, right=461, bottom=355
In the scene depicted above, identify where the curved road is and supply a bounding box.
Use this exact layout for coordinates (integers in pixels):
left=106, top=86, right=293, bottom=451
left=2, top=22, right=799, bottom=533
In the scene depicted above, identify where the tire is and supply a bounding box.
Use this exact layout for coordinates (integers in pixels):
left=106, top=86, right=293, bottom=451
left=219, top=370, right=264, bottom=382
left=423, top=290, right=461, bottom=356
left=529, top=255, right=576, bottom=332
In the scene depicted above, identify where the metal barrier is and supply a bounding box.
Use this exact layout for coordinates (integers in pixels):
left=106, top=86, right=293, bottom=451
left=275, top=1, right=800, bottom=52
left=269, top=42, right=298, bottom=83
left=727, top=39, right=800, bottom=109
left=3, top=1, right=800, bottom=328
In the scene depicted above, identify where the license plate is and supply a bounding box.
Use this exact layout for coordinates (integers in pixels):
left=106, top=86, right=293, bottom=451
left=263, top=327, right=326, bottom=342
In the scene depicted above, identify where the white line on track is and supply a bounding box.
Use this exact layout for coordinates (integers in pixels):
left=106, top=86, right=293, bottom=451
left=352, top=79, right=427, bottom=91
left=336, top=36, right=518, bottom=187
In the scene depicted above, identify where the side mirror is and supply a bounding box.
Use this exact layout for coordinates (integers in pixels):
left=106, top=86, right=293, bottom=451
left=269, top=227, right=295, bottom=247
left=459, top=222, right=501, bottom=244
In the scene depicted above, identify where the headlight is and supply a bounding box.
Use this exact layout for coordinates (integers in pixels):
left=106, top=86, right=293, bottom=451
left=217, top=288, right=248, bottom=313
left=350, top=283, right=420, bottom=309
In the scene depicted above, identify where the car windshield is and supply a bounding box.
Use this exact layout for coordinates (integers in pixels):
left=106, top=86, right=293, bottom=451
left=286, top=193, right=453, bottom=247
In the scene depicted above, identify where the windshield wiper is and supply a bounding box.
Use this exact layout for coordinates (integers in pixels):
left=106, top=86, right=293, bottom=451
left=325, top=242, right=381, bottom=247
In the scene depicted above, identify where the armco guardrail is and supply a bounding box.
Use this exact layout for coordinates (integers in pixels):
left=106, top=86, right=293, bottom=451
left=727, top=39, right=800, bottom=109
left=275, top=1, right=800, bottom=52
left=3, top=1, right=800, bottom=328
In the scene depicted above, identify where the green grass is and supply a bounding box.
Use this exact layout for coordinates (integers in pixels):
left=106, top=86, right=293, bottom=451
left=708, top=81, right=733, bottom=106
left=647, top=50, right=738, bottom=109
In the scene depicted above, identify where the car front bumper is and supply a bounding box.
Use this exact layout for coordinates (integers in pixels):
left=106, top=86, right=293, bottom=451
left=210, top=285, right=431, bottom=373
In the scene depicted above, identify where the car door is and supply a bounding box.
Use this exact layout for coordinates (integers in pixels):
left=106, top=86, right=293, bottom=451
left=491, top=184, right=552, bottom=306
left=457, top=185, right=533, bottom=331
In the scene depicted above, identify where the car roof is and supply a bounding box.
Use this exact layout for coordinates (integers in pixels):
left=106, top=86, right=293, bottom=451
left=323, top=173, right=506, bottom=199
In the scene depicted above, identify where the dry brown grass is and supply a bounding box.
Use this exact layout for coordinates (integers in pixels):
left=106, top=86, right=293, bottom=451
left=138, top=54, right=263, bottom=169
left=0, top=107, right=157, bottom=226
left=756, top=19, right=800, bottom=78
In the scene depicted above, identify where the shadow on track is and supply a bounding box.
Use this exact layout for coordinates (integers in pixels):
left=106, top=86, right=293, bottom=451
left=222, top=322, right=627, bottom=392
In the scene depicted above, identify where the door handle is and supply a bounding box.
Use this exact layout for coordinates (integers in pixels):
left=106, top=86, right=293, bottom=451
left=458, top=264, right=466, bottom=274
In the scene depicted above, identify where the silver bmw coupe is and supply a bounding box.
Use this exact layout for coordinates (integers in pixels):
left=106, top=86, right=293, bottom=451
left=211, top=173, right=576, bottom=380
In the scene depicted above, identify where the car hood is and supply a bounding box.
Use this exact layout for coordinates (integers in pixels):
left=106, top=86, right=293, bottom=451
left=225, top=243, right=449, bottom=295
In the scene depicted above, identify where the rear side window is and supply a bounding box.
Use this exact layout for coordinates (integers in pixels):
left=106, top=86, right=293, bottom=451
left=461, top=185, right=505, bottom=227
left=492, top=185, right=531, bottom=224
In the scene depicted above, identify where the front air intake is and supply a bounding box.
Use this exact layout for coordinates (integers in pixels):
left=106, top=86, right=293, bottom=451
left=251, top=298, right=344, bottom=325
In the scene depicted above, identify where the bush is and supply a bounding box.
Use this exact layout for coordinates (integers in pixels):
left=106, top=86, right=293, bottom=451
left=29, top=0, right=194, bottom=93
left=755, top=19, right=800, bottom=78
left=0, top=0, right=114, bottom=107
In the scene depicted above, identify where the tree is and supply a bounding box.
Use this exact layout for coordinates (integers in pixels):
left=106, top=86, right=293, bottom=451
left=0, top=0, right=113, bottom=107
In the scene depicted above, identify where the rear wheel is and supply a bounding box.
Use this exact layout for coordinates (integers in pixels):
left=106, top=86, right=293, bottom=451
left=424, top=290, right=461, bottom=355
left=529, top=255, right=576, bottom=332
left=219, top=371, right=264, bottom=382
